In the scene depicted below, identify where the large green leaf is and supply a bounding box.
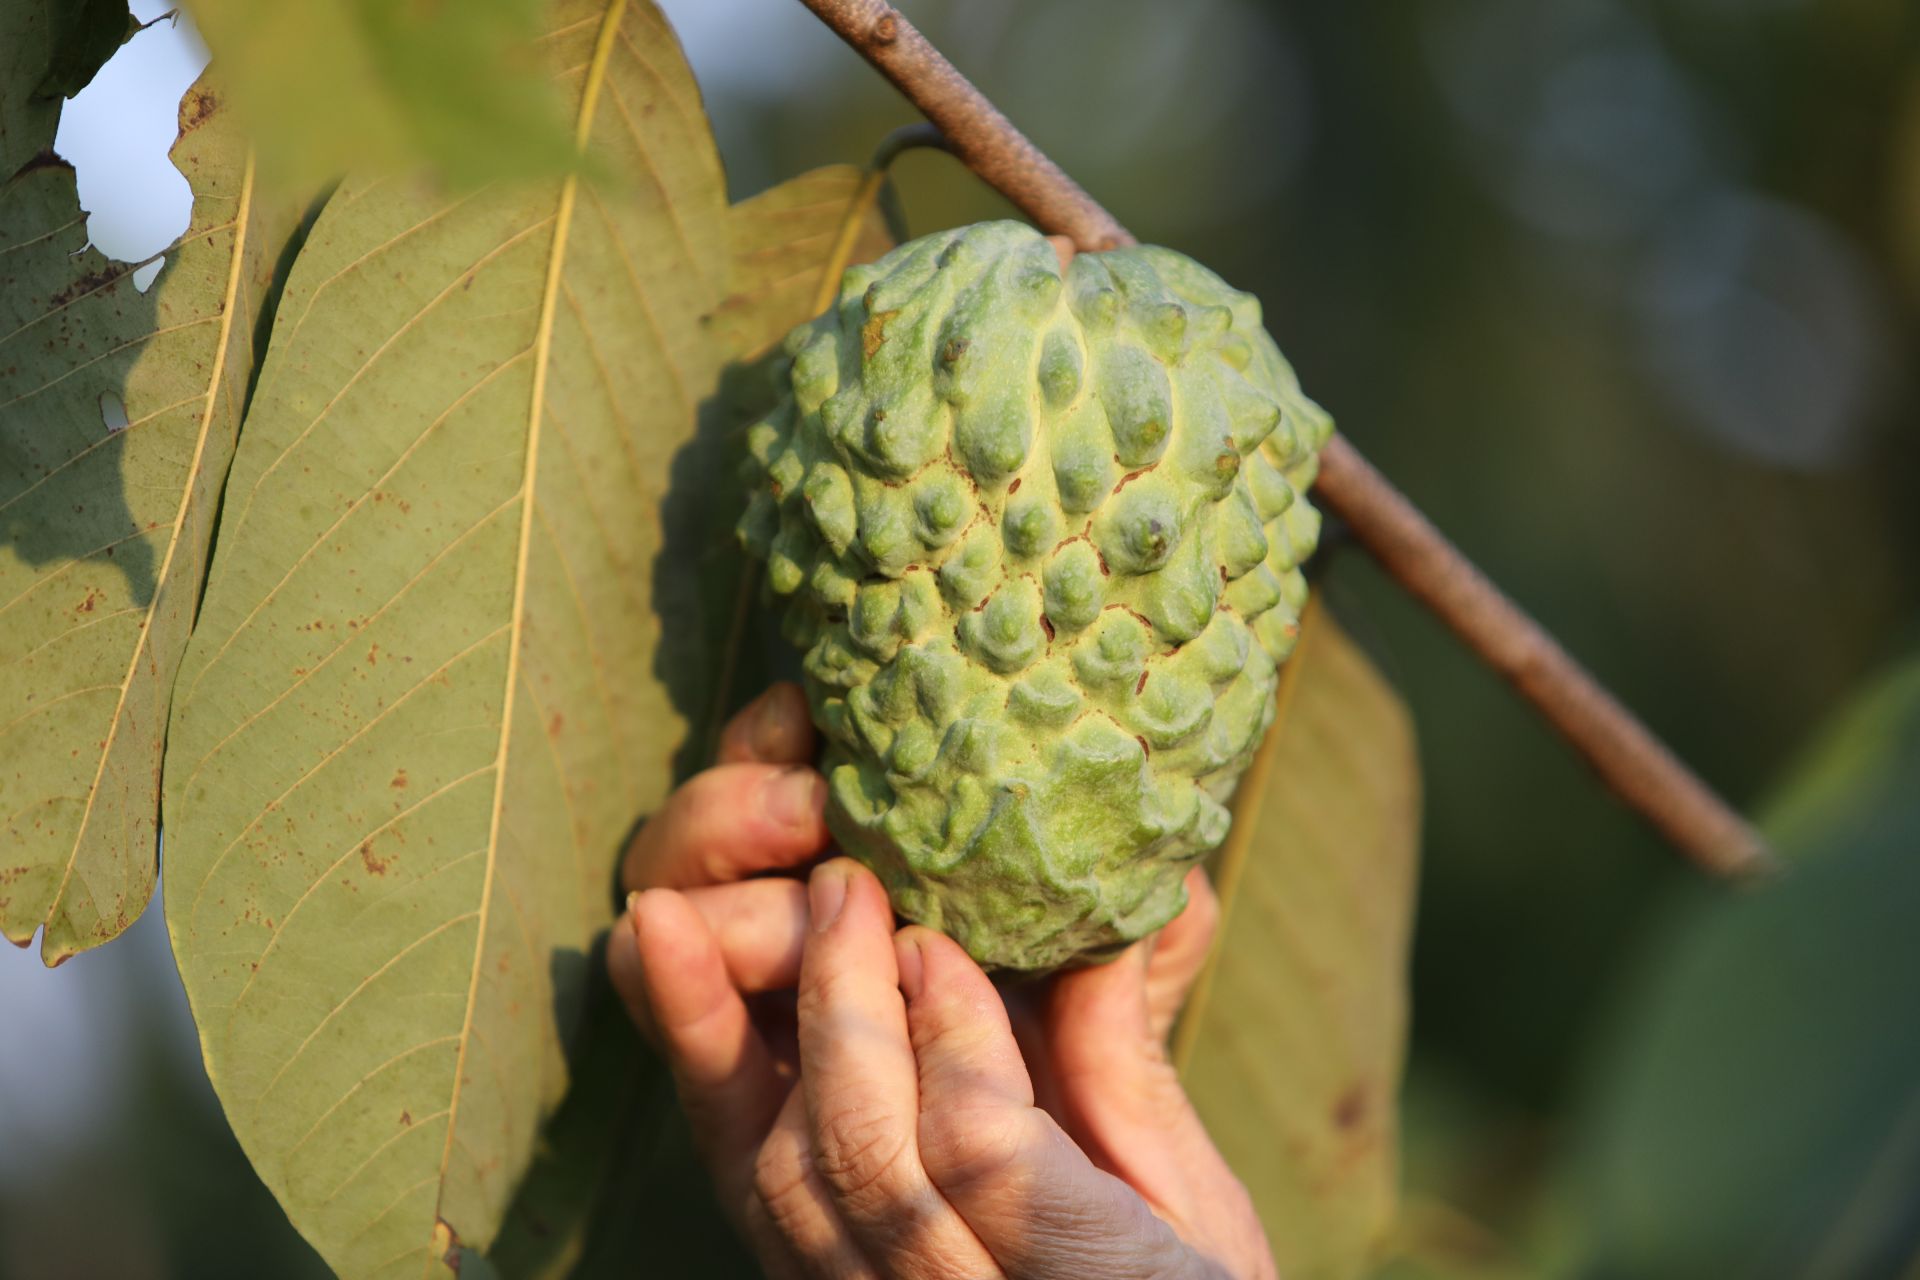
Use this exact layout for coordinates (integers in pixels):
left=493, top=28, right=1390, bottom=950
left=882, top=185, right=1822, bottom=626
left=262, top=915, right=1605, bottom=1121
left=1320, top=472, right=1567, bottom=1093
left=487, top=162, right=899, bottom=1280
left=161, top=2, right=737, bottom=1273
left=35, top=0, right=136, bottom=101
left=1, top=59, right=295, bottom=962
left=1572, top=655, right=1920, bottom=1279
left=181, top=0, right=579, bottom=186
left=1177, top=603, right=1422, bottom=1280
left=4, top=0, right=153, bottom=184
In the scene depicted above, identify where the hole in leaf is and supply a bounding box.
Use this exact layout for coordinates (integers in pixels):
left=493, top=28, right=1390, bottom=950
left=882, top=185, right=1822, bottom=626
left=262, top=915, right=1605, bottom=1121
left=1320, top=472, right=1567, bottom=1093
left=100, top=390, right=130, bottom=432
left=131, top=256, right=164, bottom=292
left=52, top=3, right=209, bottom=267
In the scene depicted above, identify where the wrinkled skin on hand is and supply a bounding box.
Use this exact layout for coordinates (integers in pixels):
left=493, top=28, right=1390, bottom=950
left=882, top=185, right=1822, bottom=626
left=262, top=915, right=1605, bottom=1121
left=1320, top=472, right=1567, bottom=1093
left=606, top=683, right=1275, bottom=1279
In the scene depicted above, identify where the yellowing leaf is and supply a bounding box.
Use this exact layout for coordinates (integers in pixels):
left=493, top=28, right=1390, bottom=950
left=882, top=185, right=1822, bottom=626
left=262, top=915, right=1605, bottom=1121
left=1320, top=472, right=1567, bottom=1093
left=0, top=74, right=295, bottom=962
left=1177, top=603, right=1423, bottom=1280
left=708, top=163, right=898, bottom=361
left=488, top=163, right=900, bottom=1280
left=160, top=2, right=736, bottom=1273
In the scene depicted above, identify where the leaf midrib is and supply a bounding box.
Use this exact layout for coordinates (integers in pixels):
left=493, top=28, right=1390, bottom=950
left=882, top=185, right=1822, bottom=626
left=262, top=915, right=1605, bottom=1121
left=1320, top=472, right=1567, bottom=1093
left=424, top=1, right=631, bottom=1266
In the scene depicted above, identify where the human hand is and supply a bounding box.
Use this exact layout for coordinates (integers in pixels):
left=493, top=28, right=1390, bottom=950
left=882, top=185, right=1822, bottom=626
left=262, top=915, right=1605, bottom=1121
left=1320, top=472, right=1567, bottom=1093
left=607, top=684, right=1273, bottom=1278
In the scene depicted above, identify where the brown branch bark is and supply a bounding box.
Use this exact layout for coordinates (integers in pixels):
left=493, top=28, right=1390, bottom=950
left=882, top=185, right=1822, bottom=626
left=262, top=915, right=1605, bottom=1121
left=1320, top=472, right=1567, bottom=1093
left=1313, top=440, right=1766, bottom=875
left=792, top=0, right=1770, bottom=877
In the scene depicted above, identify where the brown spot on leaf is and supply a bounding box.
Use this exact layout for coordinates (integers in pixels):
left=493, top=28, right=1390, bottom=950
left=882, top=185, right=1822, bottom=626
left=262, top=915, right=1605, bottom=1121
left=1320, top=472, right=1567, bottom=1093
left=1333, top=1084, right=1367, bottom=1132
left=48, top=267, right=119, bottom=309
left=434, top=1218, right=462, bottom=1269
left=391, top=769, right=408, bottom=789
left=179, top=88, right=219, bottom=133
left=399, top=1109, right=413, bottom=1127
left=1136, top=670, right=1149, bottom=695
left=359, top=842, right=391, bottom=876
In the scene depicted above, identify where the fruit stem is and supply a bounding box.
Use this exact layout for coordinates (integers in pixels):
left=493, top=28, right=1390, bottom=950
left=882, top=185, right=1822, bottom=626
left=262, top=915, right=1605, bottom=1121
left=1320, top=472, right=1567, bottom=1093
left=792, top=0, right=1771, bottom=877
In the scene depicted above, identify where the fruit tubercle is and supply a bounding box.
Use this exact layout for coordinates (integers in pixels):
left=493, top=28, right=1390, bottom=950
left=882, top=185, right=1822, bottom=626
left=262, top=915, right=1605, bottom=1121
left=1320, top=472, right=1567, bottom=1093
left=737, top=220, right=1332, bottom=972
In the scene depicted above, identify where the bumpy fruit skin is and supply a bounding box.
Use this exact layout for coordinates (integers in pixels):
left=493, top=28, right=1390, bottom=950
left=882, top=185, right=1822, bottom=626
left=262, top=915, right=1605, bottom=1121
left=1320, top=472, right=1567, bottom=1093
left=737, top=221, right=1331, bottom=971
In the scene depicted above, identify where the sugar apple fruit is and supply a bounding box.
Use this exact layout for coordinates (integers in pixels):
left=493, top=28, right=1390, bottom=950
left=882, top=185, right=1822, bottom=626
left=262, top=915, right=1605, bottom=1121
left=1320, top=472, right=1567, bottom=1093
left=737, top=220, right=1332, bottom=972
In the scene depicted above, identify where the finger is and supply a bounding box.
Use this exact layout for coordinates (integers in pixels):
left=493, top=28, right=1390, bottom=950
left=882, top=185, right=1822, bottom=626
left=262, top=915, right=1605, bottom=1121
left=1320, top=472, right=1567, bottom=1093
left=798, top=860, right=999, bottom=1277
left=609, top=884, right=806, bottom=1047
left=1144, top=866, right=1220, bottom=1042
left=620, top=889, right=786, bottom=1204
left=682, top=878, right=808, bottom=993
left=605, top=903, right=660, bottom=1048
left=622, top=763, right=828, bottom=892
left=1046, top=939, right=1265, bottom=1270
left=717, top=682, right=816, bottom=766
left=1047, top=942, right=1181, bottom=1143
left=749, top=1086, right=879, bottom=1279
left=898, top=928, right=1195, bottom=1279
left=893, top=927, right=1033, bottom=1110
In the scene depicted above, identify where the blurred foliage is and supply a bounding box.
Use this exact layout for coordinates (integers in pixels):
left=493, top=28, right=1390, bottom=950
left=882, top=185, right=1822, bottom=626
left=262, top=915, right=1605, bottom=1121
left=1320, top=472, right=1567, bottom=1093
left=179, top=0, right=578, bottom=185
left=0, top=933, right=328, bottom=1280
left=1569, top=657, right=1920, bottom=1277
left=4, top=0, right=1918, bottom=1274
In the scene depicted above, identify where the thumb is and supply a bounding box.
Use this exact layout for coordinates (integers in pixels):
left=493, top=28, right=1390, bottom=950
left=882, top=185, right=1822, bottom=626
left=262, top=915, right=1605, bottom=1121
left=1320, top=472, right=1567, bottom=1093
left=1045, top=942, right=1270, bottom=1277
left=1145, top=866, right=1221, bottom=1041
left=895, top=927, right=1205, bottom=1279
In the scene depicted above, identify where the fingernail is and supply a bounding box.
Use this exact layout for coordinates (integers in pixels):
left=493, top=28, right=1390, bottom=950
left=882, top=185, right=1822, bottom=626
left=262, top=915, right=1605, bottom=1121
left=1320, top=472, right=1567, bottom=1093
left=762, top=767, right=823, bottom=832
left=750, top=688, right=795, bottom=758
left=895, top=932, right=924, bottom=1001
left=607, top=907, right=642, bottom=985
left=605, top=906, right=660, bottom=1047
left=809, top=862, right=848, bottom=933
left=624, top=890, right=643, bottom=922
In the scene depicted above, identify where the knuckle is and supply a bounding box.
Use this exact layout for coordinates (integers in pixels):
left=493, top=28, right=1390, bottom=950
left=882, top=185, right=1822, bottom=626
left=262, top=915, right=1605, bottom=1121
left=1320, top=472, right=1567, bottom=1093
left=810, top=1101, right=915, bottom=1203
left=917, top=1106, right=1035, bottom=1196
left=751, top=1132, right=818, bottom=1227
left=795, top=963, right=867, bottom=1022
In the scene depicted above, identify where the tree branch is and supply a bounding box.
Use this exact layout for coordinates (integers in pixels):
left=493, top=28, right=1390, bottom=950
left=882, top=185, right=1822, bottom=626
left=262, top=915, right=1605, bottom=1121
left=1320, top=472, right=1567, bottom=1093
left=791, top=0, right=1770, bottom=877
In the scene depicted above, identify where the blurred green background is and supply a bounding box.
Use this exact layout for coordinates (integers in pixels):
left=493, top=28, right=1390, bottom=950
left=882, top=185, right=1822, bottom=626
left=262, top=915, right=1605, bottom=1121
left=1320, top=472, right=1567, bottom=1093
left=3, top=0, right=1915, bottom=1275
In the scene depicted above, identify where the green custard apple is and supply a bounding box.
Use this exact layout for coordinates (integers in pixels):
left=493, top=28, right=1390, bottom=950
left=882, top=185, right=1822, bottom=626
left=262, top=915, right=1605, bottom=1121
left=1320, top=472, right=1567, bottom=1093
left=736, top=220, right=1332, bottom=972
